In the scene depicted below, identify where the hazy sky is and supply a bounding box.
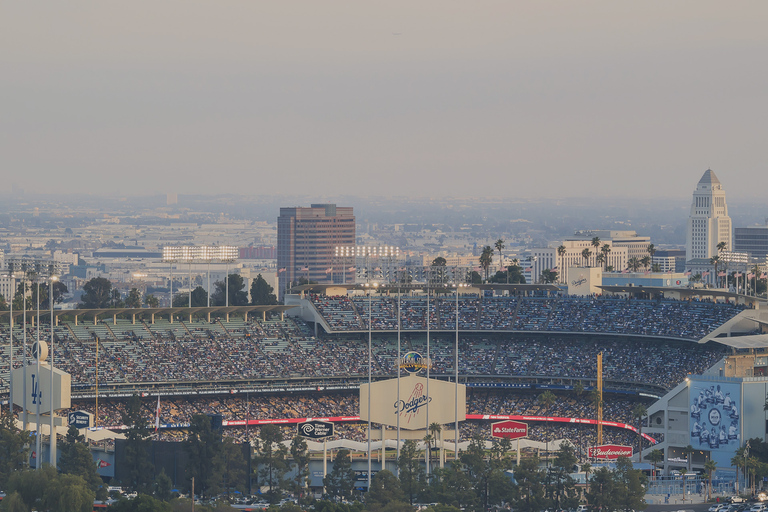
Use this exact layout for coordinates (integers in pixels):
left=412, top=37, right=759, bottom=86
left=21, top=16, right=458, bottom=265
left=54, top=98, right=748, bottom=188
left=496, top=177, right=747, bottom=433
left=2, top=2, right=767, bottom=200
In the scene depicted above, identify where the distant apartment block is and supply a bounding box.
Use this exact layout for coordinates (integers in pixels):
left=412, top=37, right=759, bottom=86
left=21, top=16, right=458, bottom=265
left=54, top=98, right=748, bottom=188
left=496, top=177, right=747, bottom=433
left=277, top=204, right=355, bottom=298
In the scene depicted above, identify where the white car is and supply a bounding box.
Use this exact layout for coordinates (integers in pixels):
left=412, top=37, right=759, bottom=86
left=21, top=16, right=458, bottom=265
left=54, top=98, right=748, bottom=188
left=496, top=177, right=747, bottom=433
left=710, top=505, right=728, bottom=512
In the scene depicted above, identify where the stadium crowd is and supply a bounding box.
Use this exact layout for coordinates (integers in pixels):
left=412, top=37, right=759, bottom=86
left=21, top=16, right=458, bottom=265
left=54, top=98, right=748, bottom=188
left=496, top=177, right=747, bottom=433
left=312, top=295, right=744, bottom=341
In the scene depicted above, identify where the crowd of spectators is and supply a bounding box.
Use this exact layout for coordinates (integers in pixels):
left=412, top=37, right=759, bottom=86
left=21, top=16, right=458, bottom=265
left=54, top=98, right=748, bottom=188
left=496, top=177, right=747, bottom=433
left=62, top=389, right=652, bottom=448
left=313, top=295, right=745, bottom=341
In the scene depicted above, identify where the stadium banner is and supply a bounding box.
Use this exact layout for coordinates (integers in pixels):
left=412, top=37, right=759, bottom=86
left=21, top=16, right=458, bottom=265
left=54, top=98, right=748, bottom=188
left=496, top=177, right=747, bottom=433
left=689, top=379, right=740, bottom=467
left=588, top=444, right=633, bottom=459
left=360, top=375, right=467, bottom=430
left=298, top=420, right=334, bottom=439
left=491, top=420, right=528, bottom=440
left=94, top=413, right=656, bottom=443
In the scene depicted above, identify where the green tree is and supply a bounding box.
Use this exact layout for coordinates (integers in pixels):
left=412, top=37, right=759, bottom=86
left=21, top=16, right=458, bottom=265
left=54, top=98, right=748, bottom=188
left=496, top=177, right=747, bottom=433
left=155, top=468, right=174, bottom=502
left=640, top=256, right=651, bottom=271
left=430, top=464, right=476, bottom=511
left=479, top=246, right=494, bottom=282
left=591, top=237, right=601, bottom=267
left=557, top=245, right=567, bottom=282
left=614, top=457, right=647, bottom=512
left=631, top=404, right=647, bottom=463
left=537, top=390, right=556, bottom=412
left=580, top=462, right=591, bottom=499
left=647, top=244, right=656, bottom=271
left=539, top=269, right=558, bottom=284
left=645, top=449, right=663, bottom=481
left=110, top=494, right=172, bottom=512
left=397, top=440, right=426, bottom=504
left=173, top=286, right=208, bottom=307
left=581, top=248, right=592, bottom=268
left=585, top=467, right=616, bottom=511
left=145, top=294, right=160, bottom=308
left=212, top=274, right=250, bottom=306
left=79, top=277, right=113, bottom=308
left=185, top=414, right=225, bottom=498
left=512, top=456, right=545, bottom=512
left=120, top=394, right=154, bottom=493
left=255, top=424, right=288, bottom=501
left=550, top=443, right=579, bottom=511
left=494, top=239, right=505, bottom=272
left=221, top=438, right=247, bottom=498
left=125, top=287, right=143, bottom=308
left=58, top=426, right=103, bottom=491
left=290, top=435, right=311, bottom=501
left=627, top=257, right=641, bottom=272
left=250, top=274, right=278, bottom=305
left=682, top=444, right=695, bottom=472
left=601, top=244, right=612, bottom=271
left=367, top=469, right=405, bottom=508
left=704, top=459, right=717, bottom=501
left=324, top=449, right=355, bottom=501
left=732, top=446, right=745, bottom=494
left=0, top=409, right=29, bottom=482
left=43, top=473, right=97, bottom=512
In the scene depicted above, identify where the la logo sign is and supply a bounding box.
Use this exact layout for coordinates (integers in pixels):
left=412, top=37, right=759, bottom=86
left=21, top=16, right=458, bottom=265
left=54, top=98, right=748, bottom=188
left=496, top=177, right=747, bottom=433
left=491, top=420, right=528, bottom=440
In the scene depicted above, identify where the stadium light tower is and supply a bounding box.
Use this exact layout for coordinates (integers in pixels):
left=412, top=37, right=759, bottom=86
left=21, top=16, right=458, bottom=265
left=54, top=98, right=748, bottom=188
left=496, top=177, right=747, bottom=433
left=162, top=246, right=237, bottom=309
left=453, top=282, right=468, bottom=458
left=364, top=280, right=378, bottom=491
left=49, top=274, right=58, bottom=466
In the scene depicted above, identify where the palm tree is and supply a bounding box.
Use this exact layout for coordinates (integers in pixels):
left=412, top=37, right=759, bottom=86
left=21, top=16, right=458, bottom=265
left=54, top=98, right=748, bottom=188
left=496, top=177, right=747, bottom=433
left=680, top=468, right=687, bottom=502
left=682, top=444, right=695, bottom=472
left=426, top=422, right=442, bottom=475
left=646, top=449, right=664, bottom=481
left=640, top=256, right=651, bottom=271
left=601, top=244, right=611, bottom=271
left=479, top=246, right=493, bottom=282
left=710, top=255, right=720, bottom=288
left=732, top=447, right=745, bottom=494
left=495, top=239, right=505, bottom=273
left=704, top=459, right=717, bottom=501
left=581, top=248, right=592, bottom=268
left=631, top=404, right=647, bottom=463
left=628, top=257, right=641, bottom=272
left=718, top=241, right=729, bottom=283
left=537, top=390, right=556, bottom=411
left=557, top=245, right=566, bottom=282
left=591, top=237, right=601, bottom=267
left=595, top=252, right=604, bottom=270
left=751, top=264, right=761, bottom=296
left=581, top=461, right=592, bottom=501
left=647, top=244, right=656, bottom=271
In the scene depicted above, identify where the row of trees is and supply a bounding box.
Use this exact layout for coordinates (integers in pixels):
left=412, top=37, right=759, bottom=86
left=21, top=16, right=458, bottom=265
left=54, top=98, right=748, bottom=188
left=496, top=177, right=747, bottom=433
left=0, top=280, right=69, bottom=312
left=77, top=273, right=278, bottom=309
left=1, top=400, right=649, bottom=512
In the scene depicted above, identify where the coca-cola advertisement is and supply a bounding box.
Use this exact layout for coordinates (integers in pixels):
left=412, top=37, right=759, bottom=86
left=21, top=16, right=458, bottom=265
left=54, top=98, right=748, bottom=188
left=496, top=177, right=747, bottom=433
left=588, top=444, right=633, bottom=459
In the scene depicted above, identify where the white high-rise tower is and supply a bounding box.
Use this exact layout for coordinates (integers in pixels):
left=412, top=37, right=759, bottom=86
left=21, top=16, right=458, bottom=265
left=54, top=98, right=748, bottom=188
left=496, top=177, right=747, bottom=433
left=686, top=169, right=732, bottom=262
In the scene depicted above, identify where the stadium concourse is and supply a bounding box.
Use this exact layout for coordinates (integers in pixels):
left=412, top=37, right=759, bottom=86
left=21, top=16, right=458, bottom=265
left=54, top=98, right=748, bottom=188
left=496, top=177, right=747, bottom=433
left=0, top=290, right=755, bottom=456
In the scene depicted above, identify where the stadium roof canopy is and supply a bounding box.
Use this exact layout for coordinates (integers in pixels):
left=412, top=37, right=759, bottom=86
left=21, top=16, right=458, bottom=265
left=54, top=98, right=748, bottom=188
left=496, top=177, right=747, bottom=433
left=711, top=334, right=768, bottom=350
left=0, top=305, right=296, bottom=322
left=289, top=283, right=560, bottom=294
left=598, top=285, right=764, bottom=304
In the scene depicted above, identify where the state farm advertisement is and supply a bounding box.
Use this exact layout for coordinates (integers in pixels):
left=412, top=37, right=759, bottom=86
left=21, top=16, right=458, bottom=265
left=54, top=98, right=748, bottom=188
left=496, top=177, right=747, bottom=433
left=491, top=420, right=528, bottom=440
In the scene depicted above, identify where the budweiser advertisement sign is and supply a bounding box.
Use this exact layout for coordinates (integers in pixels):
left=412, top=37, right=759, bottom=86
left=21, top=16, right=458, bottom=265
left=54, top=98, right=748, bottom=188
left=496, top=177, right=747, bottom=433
left=588, top=444, right=633, bottom=459
left=491, top=420, right=528, bottom=440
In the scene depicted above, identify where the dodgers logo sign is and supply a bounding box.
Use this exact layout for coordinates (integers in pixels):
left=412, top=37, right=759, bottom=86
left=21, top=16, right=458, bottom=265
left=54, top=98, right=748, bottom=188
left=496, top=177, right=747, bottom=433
left=394, top=381, right=432, bottom=425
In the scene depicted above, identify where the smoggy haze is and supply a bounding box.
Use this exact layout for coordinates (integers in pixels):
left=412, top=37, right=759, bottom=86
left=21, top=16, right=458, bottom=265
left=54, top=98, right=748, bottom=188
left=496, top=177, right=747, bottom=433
left=1, top=1, right=766, bottom=199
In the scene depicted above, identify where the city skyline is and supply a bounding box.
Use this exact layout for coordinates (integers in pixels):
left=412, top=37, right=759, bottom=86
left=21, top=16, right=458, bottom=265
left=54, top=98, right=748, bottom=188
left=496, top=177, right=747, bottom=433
left=2, top=2, right=767, bottom=199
